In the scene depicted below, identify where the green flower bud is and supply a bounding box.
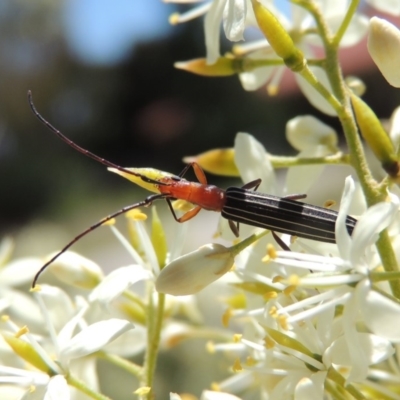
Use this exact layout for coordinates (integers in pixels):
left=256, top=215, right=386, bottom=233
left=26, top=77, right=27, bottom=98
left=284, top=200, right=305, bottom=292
left=351, top=93, right=399, bottom=177
left=251, top=0, right=304, bottom=71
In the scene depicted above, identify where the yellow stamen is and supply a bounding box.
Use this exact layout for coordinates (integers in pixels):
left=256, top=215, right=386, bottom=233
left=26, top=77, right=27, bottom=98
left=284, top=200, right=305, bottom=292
left=126, top=209, right=147, bottom=221
left=233, top=334, right=242, bottom=343
left=263, top=291, right=278, bottom=300
left=283, top=285, right=297, bottom=296
left=278, top=315, right=289, bottom=330
left=232, top=358, right=243, bottom=372
left=264, top=336, right=275, bottom=349
left=15, top=326, right=29, bottom=338
left=222, top=308, right=233, bottom=327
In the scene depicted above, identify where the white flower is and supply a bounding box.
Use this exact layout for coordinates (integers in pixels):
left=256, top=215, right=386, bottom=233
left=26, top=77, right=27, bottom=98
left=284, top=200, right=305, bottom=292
left=285, top=115, right=338, bottom=152
left=41, top=251, right=104, bottom=289
left=167, top=0, right=253, bottom=64
left=238, top=1, right=368, bottom=114
left=168, top=1, right=369, bottom=114
left=368, top=17, right=400, bottom=87
left=205, top=0, right=249, bottom=64
left=89, top=265, right=152, bottom=305
left=59, top=319, right=135, bottom=361
left=201, top=390, right=243, bottom=400
left=156, top=243, right=235, bottom=295
left=207, top=138, right=400, bottom=397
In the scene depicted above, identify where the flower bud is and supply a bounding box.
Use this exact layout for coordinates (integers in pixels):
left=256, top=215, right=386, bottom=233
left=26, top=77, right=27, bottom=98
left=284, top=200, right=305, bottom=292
left=151, top=207, right=168, bottom=268
left=286, top=116, right=338, bottom=151
left=351, top=93, right=399, bottom=177
left=108, top=167, right=174, bottom=194
left=156, top=243, right=235, bottom=296
left=175, top=57, right=239, bottom=76
left=183, top=148, right=240, bottom=177
left=3, top=333, right=52, bottom=373
left=368, top=17, right=400, bottom=88
left=251, top=0, right=304, bottom=71
left=46, top=251, right=103, bottom=289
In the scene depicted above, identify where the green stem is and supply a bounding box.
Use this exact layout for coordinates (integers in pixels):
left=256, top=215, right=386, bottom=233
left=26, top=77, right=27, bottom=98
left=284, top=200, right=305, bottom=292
left=376, top=231, right=400, bottom=297
left=298, top=66, right=342, bottom=112
left=270, top=153, right=350, bottom=168
left=297, top=1, right=400, bottom=297
left=238, top=57, right=324, bottom=72
left=141, top=285, right=165, bottom=399
left=67, top=373, right=111, bottom=400
left=333, top=0, right=361, bottom=47
left=146, top=293, right=165, bottom=393
left=230, top=230, right=270, bottom=256
left=371, top=271, right=400, bottom=283
left=98, top=352, right=143, bottom=378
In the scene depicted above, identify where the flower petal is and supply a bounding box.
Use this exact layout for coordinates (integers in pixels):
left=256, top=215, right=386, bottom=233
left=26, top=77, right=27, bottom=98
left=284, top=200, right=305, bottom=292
left=0, top=257, right=43, bottom=286
left=336, top=176, right=355, bottom=260
left=234, top=132, right=276, bottom=194
left=294, top=371, right=326, bottom=400
left=89, top=266, right=152, bottom=305
left=201, top=390, right=243, bottom=400
left=295, top=68, right=336, bottom=116
left=205, top=0, right=226, bottom=64
left=357, top=279, right=400, bottom=342
left=223, top=0, right=246, bottom=41
left=44, top=375, right=69, bottom=400
left=350, top=196, right=399, bottom=265
left=60, top=319, right=134, bottom=360
left=368, top=17, right=400, bottom=87
left=156, top=243, right=234, bottom=296
left=286, top=115, right=337, bottom=151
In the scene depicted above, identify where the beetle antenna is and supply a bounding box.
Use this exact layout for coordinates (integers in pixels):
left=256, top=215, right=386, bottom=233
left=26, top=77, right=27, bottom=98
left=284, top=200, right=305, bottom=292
left=27, top=90, right=164, bottom=187
left=31, top=193, right=168, bottom=288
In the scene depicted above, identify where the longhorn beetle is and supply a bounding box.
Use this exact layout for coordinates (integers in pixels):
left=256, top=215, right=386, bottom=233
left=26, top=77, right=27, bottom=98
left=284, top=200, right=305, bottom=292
left=28, top=91, right=357, bottom=287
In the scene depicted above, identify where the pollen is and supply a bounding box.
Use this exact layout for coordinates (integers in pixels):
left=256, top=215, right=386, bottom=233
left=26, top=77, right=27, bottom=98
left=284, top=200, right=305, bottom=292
left=103, top=218, right=116, bottom=226
left=15, top=325, right=29, bottom=338
left=283, top=285, right=297, bottom=296
left=266, top=243, right=277, bottom=259
left=211, top=383, right=221, bottom=392
left=30, top=285, right=42, bottom=293
left=169, top=12, right=180, bottom=25
left=267, top=84, right=279, bottom=96
left=173, top=199, right=193, bottom=212
left=324, top=199, right=336, bottom=208
left=272, top=275, right=284, bottom=283
left=288, top=274, right=300, bottom=285
left=126, top=209, right=147, bottom=221
left=222, top=308, right=233, bottom=327
left=264, top=291, right=278, bottom=300
left=262, top=254, right=271, bottom=263
left=245, top=356, right=257, bottom=366
left=278, top=315, right=289, bottom=330
left=269, top=305, right=278, bottom=317
left=233, top=334, right=242, bottom=343
left=264, top=336, right=275, bottom=349
left=206, top=341, right=216, bottom=354
left=232, top=358, right=243, bottom=372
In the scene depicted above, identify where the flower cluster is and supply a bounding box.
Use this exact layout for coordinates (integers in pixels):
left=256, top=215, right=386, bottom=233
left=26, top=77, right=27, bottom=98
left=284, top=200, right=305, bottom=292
left=3, top=1, right=400, bottom=399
